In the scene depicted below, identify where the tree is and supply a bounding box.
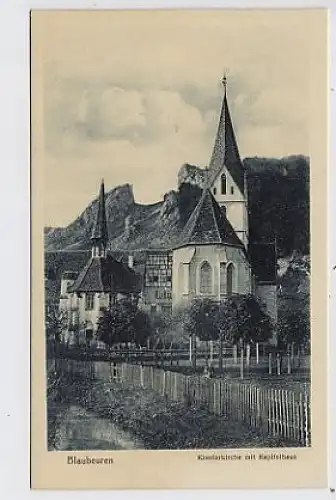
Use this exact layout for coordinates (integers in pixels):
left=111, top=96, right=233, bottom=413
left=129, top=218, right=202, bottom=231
left=149, top=311, right=170, bottom=347
left=97, top=300, right=152, bottom=348
left=45, top=308, right=67, bottom=352
left=215, top=294, right=273, bottom=346
left=133, top=309, right=152, bottom=347
left=182, top=298, right=219, bottom=341
left=181, top=298, right=219, bottom=371
left=277, top=307, right=310, bottom=351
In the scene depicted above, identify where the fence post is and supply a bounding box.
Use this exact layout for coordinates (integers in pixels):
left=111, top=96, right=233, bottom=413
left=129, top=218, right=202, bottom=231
left=246, top=344, right=250, bottom=367
left=240, top=347, right=244, bottom=379
left=192, top=334, right=197, bottom=372
left=294, top=392, right=299, bottom=442
left=296, top=346, right=301, bottom=369
left=174, top=372, right=178, bottom=401
left=268, top=353, right=272, bottom=375
left=256, top=342, right=259, bottom=365
left=276, top=353, right=281, bottom=376
left=233, top=344, right=238, bottom=364
left=291, top=342, right=295, bottom=363
left=287, top=352, right=291, bottom=374
left=210, top=340, right=214, bottom=364
left=162, top=370, right=166, bottom=397
left=256, top=387, right=261, bottom=427
left=140, top=364, right=144, bottom=388
left=219, top=334, right=223, bottom=374
left=151, top=366, right=154, bottom=390
left=303, top=390, right=310, bottom=446
left=299, top=393, right=304, bottom=445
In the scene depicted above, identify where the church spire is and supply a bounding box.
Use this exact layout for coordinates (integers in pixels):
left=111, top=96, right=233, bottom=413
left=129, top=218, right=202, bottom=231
left=91, top=179, right=108, bottom=257
left=222, top=72, right=227, bottom=94
left=207, top=74, right=245, bottom=194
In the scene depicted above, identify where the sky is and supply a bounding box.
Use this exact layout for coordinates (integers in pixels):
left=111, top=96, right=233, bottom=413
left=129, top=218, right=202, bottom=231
left=34, top=10, right=316, bottom=227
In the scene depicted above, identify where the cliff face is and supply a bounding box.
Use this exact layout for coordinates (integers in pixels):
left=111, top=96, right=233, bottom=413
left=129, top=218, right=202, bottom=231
left=45, top=155, right=309, bottom=258
left=45, top=184, right=135, bottom=251
left=178, top=163, right=208, bottom=189
left=45, top=184, right=185, bottom=252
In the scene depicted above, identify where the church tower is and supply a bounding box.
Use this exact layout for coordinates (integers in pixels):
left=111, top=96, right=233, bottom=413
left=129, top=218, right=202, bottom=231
left=207, top=75, right=249, bottom=248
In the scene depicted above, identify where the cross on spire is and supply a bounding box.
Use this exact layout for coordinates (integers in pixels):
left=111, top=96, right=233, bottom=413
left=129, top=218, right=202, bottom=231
left=221, top=73, right=227, bottom=93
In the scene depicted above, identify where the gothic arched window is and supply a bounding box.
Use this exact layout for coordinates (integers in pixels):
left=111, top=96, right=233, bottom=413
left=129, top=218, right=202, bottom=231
left=220, top=263, right=226, bottom=295
left=221, top=174, right=227, bottom=195
left=200, top=261, right=212, bottom=294
left=227, top=263, right=234, bottom=295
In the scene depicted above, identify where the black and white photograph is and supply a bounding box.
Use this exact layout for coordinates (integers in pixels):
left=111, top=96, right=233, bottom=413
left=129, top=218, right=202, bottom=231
left=30, top=8, right=328, bottom=490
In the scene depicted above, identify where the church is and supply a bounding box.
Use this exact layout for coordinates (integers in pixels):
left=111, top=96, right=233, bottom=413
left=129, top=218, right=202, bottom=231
left=59, top=77, right=277, bottom=344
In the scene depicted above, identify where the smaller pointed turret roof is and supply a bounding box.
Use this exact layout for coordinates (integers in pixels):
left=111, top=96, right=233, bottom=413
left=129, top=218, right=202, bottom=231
left=68, top=254, right=140, bottom=294
left=91, top=179, right=108, bottom=245
left=175, top=188, right=244, bottom=249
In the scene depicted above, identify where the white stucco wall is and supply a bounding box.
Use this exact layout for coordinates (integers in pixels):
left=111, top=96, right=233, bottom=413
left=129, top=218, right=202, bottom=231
left=211, top=165, right=248, bottom=247
left=172, top=244, right=251, bottom=308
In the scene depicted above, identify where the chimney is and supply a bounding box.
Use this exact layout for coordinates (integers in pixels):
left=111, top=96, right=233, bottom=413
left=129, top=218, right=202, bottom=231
left=128, top=255, right=134, bottom=269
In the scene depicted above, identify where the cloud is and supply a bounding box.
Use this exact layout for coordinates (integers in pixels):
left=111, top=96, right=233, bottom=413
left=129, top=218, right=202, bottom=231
left=39, top=9, right=315, bottom=225
left=46, top=81, right=208, bottom=148
left=43, top=76, right=310, bottom=225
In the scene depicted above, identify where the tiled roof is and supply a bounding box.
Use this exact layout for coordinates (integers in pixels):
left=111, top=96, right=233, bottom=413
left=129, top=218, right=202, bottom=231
left=175, top=188, right=244, bottom=249
left=62, top=271, right=79, bottom=280
left=249, top=242, right=277, bottom=284
left=207, top=91, right=245, bottom=195
left=69, top=255, right=140, bottom=293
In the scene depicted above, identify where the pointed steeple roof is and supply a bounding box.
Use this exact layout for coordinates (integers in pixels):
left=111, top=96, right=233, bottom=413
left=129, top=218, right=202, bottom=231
left=207, top=75, right=245, bottom=194
left=175, top=188, right=244, bottom=248
left=91, top=179, right=108, bottom=245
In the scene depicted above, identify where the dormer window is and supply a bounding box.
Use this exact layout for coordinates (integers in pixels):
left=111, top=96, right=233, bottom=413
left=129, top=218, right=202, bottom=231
left=221, top=174, right=227, bottom=195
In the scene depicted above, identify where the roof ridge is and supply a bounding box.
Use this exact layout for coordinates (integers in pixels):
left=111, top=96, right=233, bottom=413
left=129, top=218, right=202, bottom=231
left=71, top=258, right=94, bottom=292
left=98, top=257, right=105, bottom=290
left=207, top=190, right=222, bottom=242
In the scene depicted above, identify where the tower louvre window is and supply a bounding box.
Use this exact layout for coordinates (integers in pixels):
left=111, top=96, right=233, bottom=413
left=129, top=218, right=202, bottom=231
left=213, top=187, right=217, bottom=195
left=200, top=261, right=212, bottom=294
left=221, top=174, right=227, bottom=195
left=230, top=186, right=234, bottom=195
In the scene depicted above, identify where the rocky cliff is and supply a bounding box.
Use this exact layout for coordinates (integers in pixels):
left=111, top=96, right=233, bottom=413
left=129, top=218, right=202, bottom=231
left=45, top=155, right=309, bottom=258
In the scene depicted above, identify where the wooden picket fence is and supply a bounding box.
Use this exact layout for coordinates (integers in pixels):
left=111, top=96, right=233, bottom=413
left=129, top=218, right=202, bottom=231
left=50, top=358, right=311, bottom=447
left=90, top=361, right=311, bottom=447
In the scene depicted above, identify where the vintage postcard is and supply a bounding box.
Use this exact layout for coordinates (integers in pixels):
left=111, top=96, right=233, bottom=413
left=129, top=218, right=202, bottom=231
left=31, top=9, right=329, bottom=489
